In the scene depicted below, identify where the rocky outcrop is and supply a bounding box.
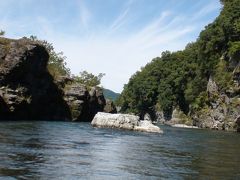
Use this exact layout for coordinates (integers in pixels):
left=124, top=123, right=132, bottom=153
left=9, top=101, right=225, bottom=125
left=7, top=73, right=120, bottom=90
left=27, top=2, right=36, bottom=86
left=91, top=112, right=163, bottom=133
left=154, top=111, right=165, bottom=123
left=193, top=106, right=229, bottom=130
left=134, top=120, right=162, bottom=133
left=0, top=37, right=106, bottom=121
left=192, top=76, right=240, bottom=131
left=104, top=99, right=117, bottom=113
left=0, top=37, right=71, bottom=120
left=207, top=76, right=218, bottom=98
left=162, top=108, right=192, bottom=126
left=154, top=107, right=193, bottom=127
left=64, top=84, right=89, bottom=121
left=236, top=116, right=240, bottom=132
left=143, top=113, right=152, bottom=122
left=232, top=64, right=240, bottom=96
left=92, top=112, right=139, bottom=130
left=158, top=75, right=240, bottom=132
left=89, top=87, right=106, bottom=118
left=64, top=85, right=106, bottom=121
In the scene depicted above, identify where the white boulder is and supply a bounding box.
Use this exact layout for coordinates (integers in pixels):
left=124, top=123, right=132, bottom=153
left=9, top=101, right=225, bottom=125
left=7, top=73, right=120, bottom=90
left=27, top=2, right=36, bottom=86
left=171, top=124, right=199, bottom=129
left=134, top=120, right=163, bottom=133
left=91, top=112, right=163, bottom=133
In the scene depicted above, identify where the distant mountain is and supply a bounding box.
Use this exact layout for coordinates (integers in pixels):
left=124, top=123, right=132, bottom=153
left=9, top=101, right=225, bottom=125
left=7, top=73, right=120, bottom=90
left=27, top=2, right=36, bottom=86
left=103, top=89, right=120, bottom=101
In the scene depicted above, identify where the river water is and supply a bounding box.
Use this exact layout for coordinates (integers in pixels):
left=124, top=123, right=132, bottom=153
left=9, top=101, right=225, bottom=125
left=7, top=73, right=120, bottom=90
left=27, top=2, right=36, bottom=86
left=0, top=121, right=239, bottom=179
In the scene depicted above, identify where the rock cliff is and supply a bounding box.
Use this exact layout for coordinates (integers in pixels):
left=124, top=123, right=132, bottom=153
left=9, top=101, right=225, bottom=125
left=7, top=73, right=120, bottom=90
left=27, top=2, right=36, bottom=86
left=0, top=37, right=111, bottom=121
left=192, top=76, right=240, bottom=131
left=155, top=75, right=240, bottom=131
left=64, top=85, right=106, bottom=121
left=0, top=37, right=71, bottom=120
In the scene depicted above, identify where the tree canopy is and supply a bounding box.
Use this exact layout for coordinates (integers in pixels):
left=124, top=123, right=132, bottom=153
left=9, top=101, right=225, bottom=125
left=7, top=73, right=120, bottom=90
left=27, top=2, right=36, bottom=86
left=117, top=0, right=240, bottom=117
left=73, top=71, right=105, bottom=87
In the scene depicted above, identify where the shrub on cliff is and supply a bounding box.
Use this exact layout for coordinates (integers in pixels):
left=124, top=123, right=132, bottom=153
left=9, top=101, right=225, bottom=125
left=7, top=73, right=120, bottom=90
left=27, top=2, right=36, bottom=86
left=28, top=36, right=70, bottom=79
left=73, top=71, right=105, bottom=88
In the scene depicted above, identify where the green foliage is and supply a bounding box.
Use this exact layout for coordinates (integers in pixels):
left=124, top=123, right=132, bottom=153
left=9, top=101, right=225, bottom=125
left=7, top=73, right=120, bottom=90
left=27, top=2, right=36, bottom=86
left=29, top=36, right=70, bottom=79
left=228, top=41, right=240, bottom=57
left=0, top=30, right=5, bottom=36
left=190, top=92, right=208, bottom=111
left=73, top=71, right=105, bottom=87
left=215, top=59, right=233, bottom=91
left=118, top=0, right=240, bottom=117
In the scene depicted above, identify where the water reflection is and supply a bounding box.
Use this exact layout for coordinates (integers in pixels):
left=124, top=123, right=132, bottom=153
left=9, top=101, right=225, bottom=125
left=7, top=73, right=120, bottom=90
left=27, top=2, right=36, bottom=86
left=0, top=122, right=239, bottom=179
left=0, top=122, right=46, bottom=179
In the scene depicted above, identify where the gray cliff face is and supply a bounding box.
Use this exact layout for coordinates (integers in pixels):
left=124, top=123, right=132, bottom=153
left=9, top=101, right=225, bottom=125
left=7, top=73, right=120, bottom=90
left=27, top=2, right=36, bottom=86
left=64, top=84, right=89, bottom=121
left=64, top=85, right=106, bottom=121
left=0, top=37, right=111, bottom=121
left=192, top=76, right=240, bottom=131
left=207, top=75, right=218, bottom=98
left=104, top=99, right=117, bottom=114
left=154, top=74, right=240, bottom=132
left=236, top=116, right=240, bottom=132
left=0, top=37, right=71, bottom=120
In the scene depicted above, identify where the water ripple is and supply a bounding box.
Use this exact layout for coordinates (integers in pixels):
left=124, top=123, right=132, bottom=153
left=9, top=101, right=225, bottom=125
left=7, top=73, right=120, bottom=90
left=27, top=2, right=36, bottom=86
left=0, top=121, right=239, bottom=179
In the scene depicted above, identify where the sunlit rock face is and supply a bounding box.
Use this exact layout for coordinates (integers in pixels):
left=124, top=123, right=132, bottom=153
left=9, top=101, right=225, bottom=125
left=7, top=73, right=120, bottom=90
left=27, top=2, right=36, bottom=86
left=91, top=112, right=163, bottom=133
left=64, top=85, right=106, bottom=122
left=104, top=99, right=117, bottom=114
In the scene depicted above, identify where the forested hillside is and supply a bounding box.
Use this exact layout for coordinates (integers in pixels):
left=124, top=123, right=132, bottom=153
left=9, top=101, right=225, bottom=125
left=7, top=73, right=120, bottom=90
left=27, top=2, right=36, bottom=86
left=117, top=0, right=240, bottom=131
left=103, top=89, right=120, bottom=101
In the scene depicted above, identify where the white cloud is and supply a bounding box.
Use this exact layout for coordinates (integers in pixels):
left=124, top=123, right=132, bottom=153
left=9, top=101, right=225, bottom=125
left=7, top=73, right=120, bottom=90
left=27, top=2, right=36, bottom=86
left=0, top=0, right=221, bottom=93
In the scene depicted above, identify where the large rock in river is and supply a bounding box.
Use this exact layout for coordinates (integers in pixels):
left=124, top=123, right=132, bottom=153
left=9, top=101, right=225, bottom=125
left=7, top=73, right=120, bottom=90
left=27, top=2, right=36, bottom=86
left=91, top=112, right=163, bottom=133
left=64, top=85, right=106, bottom=121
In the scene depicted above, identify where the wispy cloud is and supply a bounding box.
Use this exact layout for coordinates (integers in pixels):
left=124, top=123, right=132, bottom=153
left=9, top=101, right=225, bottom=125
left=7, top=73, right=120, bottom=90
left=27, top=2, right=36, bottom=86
left=78, top=1, right=91, bottom=29
left=192, top=1, right=220, bottom=21
left=109, top=0, right=135, bottom=33
left=0, top=0, right=221, bottom=92
left=109, top=8, right=130, bottom=32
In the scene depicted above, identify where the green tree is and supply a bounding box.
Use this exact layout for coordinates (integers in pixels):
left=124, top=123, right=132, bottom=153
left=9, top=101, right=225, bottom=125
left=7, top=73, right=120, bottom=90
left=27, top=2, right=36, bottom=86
left=118, top=0, right=240, bottom=118
left=29, top=36, right=70, bottom=79
left=0, top=30, right=5, bottom=36
left=74, top=71, right=105, bottom=87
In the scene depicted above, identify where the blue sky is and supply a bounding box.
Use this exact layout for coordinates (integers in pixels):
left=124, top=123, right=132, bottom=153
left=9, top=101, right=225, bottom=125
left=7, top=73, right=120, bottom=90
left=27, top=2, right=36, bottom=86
left=0, top=0, right=221, bottom=92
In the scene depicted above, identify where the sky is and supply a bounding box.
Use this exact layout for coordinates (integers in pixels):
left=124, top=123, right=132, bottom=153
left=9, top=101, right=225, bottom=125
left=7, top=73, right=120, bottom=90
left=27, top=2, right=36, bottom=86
left=0, top=0, right=221, bottom=93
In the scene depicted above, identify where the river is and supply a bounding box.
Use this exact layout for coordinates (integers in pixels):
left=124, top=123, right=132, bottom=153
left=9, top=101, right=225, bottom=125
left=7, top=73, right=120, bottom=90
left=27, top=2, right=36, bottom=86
left=0, top=121, right=239, bottom=179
